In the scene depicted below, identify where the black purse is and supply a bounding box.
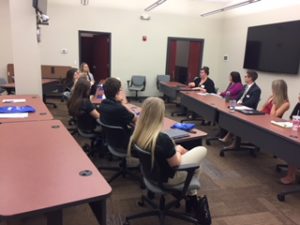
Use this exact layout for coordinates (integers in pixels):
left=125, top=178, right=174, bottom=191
left=195, top=195, right=212, bottom=225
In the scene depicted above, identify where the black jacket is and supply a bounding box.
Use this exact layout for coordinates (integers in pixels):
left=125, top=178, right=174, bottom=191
left=238, top=83, right=261, bottom=109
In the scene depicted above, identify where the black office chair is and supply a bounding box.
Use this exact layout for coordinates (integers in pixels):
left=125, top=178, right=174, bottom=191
left=275, top=165, right=300, bottom=201
left=76, top=116, right=102, bottom=157
left=0, top=78, right=8, bottom=95
left=98, top=120, right=139, bottom=183
left=124, top=144, right=200, bottom=225
left=219, top=136, right=259, bottom=157
left=127, top=75, right=146, bottom=101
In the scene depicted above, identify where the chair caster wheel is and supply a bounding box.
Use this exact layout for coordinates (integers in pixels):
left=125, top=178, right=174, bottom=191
left=138, top=200, right=145, bottom=207
left=82, top=144, right=90, bottom=152
left=219, top=151, right=225, bottom=157
left=140, top=183, right=146, bottom=189
left=277, top=194, right=285, bottom=202
left=276, top=166, right=281, bottom=173
left=147, top=191, right=155, bottom=200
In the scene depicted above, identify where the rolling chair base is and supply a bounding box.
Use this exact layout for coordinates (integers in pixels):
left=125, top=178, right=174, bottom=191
left=124, top=195, right=199, bottom=225
left=98, top=159, right=140, bottom=183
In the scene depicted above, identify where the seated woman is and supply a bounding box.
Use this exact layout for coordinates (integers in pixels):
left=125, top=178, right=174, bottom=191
left=220, top=71, right=243, bottom=100
left=280, top=93, right=300, bottom=185
left=261, top=79, right=290, bottom=117
left=128, top=97, right=207, bottom=208
left=80, top=62, right=95, bottom=85
left=68, top=77, right=100, bottom=133
left=63, top=68, right=80, bottom=99
left=188, top=66, right=216, bottom=93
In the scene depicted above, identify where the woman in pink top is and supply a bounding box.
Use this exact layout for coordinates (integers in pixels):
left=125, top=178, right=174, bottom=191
left=220, top=71, right=243, bottom=100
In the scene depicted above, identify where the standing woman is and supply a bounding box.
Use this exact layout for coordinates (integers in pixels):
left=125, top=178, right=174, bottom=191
left=128, top=97, right=207, bottom=205
left=80, top=62, right=95, bottom=85
left=188, top=66, right=216, bottom=93
left=68, top=77, right=100, bottom=133
left=220, top=71, right=243, bottom=100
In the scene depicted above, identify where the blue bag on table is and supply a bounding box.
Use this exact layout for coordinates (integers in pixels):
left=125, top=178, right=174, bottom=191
left=0, top=105, right=36, bottom=113
left=171, top=123, right=195, bottom=132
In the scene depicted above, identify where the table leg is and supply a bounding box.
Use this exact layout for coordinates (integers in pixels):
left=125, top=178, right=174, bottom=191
left=90, top=200, right=107, bottom=225
left=47, top=210, right=63, bottom=225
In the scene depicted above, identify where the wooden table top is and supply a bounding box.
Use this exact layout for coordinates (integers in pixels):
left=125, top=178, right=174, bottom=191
left=0, top=120, right=111, bottom=218
left=0, top=95, right=53, bottom=123
left=160, top=81, right=192, bottom=91
left=125, top=103, right=207, bottom=143
left=0, top=79, right=58, bottom=89
left=181, top=91, right=300, bottom=145
left=180, top=91, right=227, bottom=109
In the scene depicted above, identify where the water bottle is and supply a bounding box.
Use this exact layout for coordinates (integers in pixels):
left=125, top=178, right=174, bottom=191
left=225, top=91, right=230, bottom=103
left=96, top=83, right=104, bottom=99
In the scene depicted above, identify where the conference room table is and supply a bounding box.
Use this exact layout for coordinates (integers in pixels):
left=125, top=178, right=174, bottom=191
left=180, top=91, right=225, bottom=123
left=217, top=103, right=300, bottom=166
left=0, top=78, right=58, bottom=95
left=0, top=120, right=112, bottom=225
left=159, top=81, right=193, bottom=101
left=180, top=91, right=300, bottom=199
left=91, top=97, right=207, bottom=144
left=0, top=95, right=53, bottom=123
left=180, top=91, right=300, bottom=165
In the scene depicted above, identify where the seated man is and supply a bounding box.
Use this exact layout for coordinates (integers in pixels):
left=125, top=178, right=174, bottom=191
left=220, top=70, right=261, bottom=145
left=237, top=70, right=261, bottom=109
left=99, top=77, right=136, bottom=130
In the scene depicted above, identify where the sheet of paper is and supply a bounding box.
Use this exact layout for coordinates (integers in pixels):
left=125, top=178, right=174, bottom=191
left=0, top=113, right=28, bottom=118
left=197, top=92, right=208, bottom=96
left=209, top=93, right=222, bottom=98
left=2, top=99, right=26, bottom=103
left=270, top=120, right=293, bottom=128
left=235, top=105, right=252, bottom=110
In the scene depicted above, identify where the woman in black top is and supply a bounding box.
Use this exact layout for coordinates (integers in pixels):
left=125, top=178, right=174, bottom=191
left=188, top=66, right=216, bottom=93
left=128, top=97, right=207, bottom=194
left=281, top=93, right=300, bottom=185
left=68, top=77, right=100, bottom=133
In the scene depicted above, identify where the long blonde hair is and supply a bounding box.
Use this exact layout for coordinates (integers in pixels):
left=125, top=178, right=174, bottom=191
left=128, top=97, right=165, bottom=167
left=272, top=79, right=288, bottom=109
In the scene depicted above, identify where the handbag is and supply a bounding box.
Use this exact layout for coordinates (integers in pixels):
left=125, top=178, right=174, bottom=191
left=195, top=195, right=212, bottom=225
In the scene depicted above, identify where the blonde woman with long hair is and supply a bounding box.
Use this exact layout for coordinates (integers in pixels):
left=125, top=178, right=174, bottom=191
left=261, top=79, right=290, bottom=117
left=128, top=97, right=207, bottom=210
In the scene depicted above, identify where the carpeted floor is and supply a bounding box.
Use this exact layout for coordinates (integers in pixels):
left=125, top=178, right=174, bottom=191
left=3, top=98, right=300, bottom=225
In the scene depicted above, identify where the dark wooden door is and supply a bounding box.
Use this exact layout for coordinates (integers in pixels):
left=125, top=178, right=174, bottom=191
left=79, top=31, right=111, bottom=83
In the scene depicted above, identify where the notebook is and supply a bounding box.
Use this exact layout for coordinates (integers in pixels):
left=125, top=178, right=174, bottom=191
left=237, top=109, right=265, bottom=115
left=163, top=128, right=190, bottom=139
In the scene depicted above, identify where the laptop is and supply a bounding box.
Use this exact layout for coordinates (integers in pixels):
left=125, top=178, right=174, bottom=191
left=163, top=128, right=190, bottom=139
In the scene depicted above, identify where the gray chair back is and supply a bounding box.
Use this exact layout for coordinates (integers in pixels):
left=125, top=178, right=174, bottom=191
left=131, top=76, right=146, bottom=88
left=156, top=74, right=170, bottom=90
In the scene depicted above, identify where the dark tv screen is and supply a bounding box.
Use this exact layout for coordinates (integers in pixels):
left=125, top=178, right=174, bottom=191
left=243, top=20, right=300, bottom=74
left=32, top=0, right=47, bottom=14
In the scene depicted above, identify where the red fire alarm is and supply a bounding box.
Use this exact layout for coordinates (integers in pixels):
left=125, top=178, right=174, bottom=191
left=142, top=35, right=147, bottom=41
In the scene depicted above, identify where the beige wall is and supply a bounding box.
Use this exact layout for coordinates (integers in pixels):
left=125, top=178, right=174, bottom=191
left=1, top=1, right=299, bottom=108
left=0, top=0, right=12, bottom=81
left=9, top=0, right=42, bottom=95
left=40, top=4, right=222, bottom=97
left=221, top=4, right=300, bottom=119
